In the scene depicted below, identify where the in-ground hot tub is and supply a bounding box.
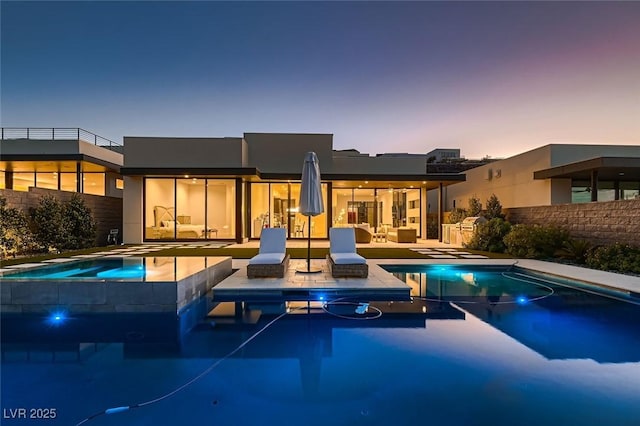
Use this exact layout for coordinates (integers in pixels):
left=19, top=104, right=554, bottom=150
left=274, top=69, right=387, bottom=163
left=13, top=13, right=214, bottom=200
left=0, top=256, right=232, bottom=314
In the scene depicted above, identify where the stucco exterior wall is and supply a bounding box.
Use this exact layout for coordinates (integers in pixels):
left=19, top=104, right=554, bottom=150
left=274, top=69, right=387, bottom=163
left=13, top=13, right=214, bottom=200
left=123, top=176, right=143, bottom=244
left=505, top=199, right=640, bottom=246
left=331, top=155, right=427, bottom=175
left=244, top=133, right=334, bottom=174
left=549, top=144, right=640, bottom=166
left=0, top=187, right=122, bottom=246
left=124, top=137, right=246, bottom=168
left=0, top=139, right=123, bottom=166
left=439, top=145, right=553, bottom=210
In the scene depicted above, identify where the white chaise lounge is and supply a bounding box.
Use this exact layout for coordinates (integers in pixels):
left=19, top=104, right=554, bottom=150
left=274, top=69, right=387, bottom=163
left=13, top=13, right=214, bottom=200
left=326, top=227, right=368, bottom=278
left=247, top=228, right=290, bottom=278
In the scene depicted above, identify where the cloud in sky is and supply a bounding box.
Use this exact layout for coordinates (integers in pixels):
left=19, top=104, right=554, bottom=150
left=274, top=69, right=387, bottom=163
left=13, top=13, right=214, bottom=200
left=2, top=1, right=639, bottom=159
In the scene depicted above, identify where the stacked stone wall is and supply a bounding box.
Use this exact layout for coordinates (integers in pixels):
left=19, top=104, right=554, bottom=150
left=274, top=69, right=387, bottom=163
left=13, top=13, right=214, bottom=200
left=1, top=188, right=123, bottom=246
left=505, top=199, right=640, bottom=246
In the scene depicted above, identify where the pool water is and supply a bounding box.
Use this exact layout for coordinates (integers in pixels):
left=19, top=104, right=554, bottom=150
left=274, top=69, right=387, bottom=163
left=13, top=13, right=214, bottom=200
left=2, top=267, right=640, bottom=425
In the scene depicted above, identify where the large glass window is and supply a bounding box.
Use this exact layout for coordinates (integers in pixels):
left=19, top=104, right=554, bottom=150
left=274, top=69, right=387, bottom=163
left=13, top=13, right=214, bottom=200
left=60, top=173, right=78, bottom=192
left=207, top=179, right=236, bottom=238
left=83, top=173, right=105, bottom=196
left=144, top=178, right=236, bottom=241
left=145, top=178, right=175, bottom=240
left=12, top=172, right=34, bottom=192
left=177, top=178, right=205, bottom=239
left=332, top=186, right=421, bottom=236
left=251, top=183, right=270, bottom=238
left=621, top=181, right=640, bottom=200
left=36, top=172, right=58, bottom=190
left=250, top=182, right=327, bottom=238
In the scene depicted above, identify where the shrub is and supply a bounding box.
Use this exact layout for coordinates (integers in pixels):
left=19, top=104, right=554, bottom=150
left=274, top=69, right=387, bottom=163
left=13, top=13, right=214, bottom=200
left=464, top=218, right=512, bottom=253
left=555, top=239, right=592, bottom=265
left=484, top=194, right=504, bottom=220
left=586, top=244, right=640, bottom=274
left=467, top=195, right=482, bottom=217
left=62, top=193, right=97, bottom=249
left=447, top=207, right=467, bottom=224
left=0, top=197, right=36, bottom=258
left=503, top=224, right=570, bottom=259
left=30, top=195, right=66, bottom=252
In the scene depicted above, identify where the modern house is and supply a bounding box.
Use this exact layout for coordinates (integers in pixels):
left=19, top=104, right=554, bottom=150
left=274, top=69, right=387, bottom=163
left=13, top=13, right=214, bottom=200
left=121, top=133, right=465, bottom=244
left=0, top=127, right=124, bottom=244
left=0, top=128, right=123, bottom=197
left=430, top=144, right=640, bottom=211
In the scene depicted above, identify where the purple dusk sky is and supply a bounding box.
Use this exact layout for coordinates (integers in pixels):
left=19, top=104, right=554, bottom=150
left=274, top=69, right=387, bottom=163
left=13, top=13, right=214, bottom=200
left=2, top=1, right=639, bottom=159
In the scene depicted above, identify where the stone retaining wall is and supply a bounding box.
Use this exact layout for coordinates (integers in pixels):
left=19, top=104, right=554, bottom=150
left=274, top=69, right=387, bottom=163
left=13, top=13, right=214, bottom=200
left=505, top=199, right=640, bottom=246
left=1, top=187, right=123, bottom=246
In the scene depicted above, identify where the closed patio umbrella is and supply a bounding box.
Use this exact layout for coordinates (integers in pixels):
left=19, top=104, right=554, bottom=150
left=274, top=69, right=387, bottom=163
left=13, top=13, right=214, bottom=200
left=297, top=152, right=324, bottom=273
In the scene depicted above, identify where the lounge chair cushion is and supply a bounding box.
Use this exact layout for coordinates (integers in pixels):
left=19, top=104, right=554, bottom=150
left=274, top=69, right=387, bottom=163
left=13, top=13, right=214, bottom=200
left=330, top=253, right=366, bottom=265
left=329, top=228, right=357, bottom=253
left=259, top=228, right=287, bottom=253
left=249, top=253, right=286, bottom=265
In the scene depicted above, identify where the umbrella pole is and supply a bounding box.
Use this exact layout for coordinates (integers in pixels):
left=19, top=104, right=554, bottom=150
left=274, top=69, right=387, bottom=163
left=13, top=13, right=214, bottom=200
left=307, top=218, right=311, bottom=271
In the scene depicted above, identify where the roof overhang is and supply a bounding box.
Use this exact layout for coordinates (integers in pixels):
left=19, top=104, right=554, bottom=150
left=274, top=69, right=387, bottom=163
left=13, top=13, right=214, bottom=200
left=0, top=154, right=122, bottom=173
left=534, top=157, right=640, bottom=181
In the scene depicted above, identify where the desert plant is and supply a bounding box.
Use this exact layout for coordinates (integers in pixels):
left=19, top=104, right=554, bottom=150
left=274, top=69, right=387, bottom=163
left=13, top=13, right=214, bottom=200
left=464, top=217, right=512, bottom=253
left=503, top=224, right=570, bottom=259
left=586, top=243, right=640, bottom=274
left=62, top=193, right=97, bottom=249
left=30, top=195, right=66, bottom=252
left=484, top=194, right=504, bottom=220
left=555, top=239, right=592, bottom=264
left=0, top=197, right=36, bottom=258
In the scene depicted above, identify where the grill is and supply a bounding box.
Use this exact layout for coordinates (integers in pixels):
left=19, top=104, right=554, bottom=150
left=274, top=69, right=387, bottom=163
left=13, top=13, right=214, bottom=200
left=460, top=216, right=487, bottom=232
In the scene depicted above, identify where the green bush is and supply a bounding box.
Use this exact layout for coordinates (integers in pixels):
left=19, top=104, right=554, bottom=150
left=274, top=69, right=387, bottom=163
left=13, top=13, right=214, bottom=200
left=503, top=224, right=570, bottom=259
left=0, top=197, right=36, bottom=258
left=30, top=194, right=98, bottom=251
left=30, top=195, right=66, bottom=252
left=62, top=193, right=97, bottom=249
left=484, top=194, right=504, bottom=220
left=464, top=218, right=512, bottom=253
left=555, top=239, right=592, bottom=265
left=467, top=195, right=482, bottom=217
left=447, top=207, right=467, bottom=224
left=586, top=244, right=640, bottom=274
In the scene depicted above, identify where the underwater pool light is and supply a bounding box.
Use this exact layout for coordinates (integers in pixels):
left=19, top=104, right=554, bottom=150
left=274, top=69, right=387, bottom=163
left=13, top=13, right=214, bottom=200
left=47, top=311, right=67, bottom=326
left=516, top=296, right=529, bottom=305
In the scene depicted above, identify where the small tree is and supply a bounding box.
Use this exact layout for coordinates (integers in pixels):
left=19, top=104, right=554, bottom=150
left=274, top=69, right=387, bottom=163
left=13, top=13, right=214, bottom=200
left=484, top=194, right=504, bottom=220
left=447, top=207, right=467, bottom=224
left=31, top=195, right=66, bottom=252
left=62, top=193, right=97, bottom=249
left=467, top=195, right=482, bottom=217
left=0, top=197, right=36, bottom=258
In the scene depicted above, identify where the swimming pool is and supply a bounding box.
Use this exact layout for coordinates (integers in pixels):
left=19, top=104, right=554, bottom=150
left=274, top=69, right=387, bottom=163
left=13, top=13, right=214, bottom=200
left=2, top=265, right=639, bottom=425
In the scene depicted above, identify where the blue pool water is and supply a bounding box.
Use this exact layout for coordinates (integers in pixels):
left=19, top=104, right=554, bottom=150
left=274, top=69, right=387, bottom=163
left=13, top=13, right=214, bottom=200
left=2, top=266, right=639, bottom=425
left=2, top=259, right=148, bottom=280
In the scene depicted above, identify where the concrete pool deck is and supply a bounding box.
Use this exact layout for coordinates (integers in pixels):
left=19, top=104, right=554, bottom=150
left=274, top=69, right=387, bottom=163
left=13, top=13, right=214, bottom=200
left=213, top=257, right=640, bottom=305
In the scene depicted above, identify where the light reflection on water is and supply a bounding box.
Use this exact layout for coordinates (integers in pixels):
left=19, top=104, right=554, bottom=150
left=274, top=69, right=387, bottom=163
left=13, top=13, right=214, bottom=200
left=2, top=269, right=640, bottom=425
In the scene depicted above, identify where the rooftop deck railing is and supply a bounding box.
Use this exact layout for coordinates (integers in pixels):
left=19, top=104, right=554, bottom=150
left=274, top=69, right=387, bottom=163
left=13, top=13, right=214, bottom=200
left=1, top=127, right=122, bottom=150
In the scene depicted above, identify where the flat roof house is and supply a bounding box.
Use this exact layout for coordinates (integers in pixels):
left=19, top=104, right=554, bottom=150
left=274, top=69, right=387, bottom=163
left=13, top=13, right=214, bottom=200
left=121, top=133, right=465, bottom=244
left=0, top=127, right=123, bottom=197
left=0, top=127, right=124, bottom=244
left=432, top=144, right=640, bottom=211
